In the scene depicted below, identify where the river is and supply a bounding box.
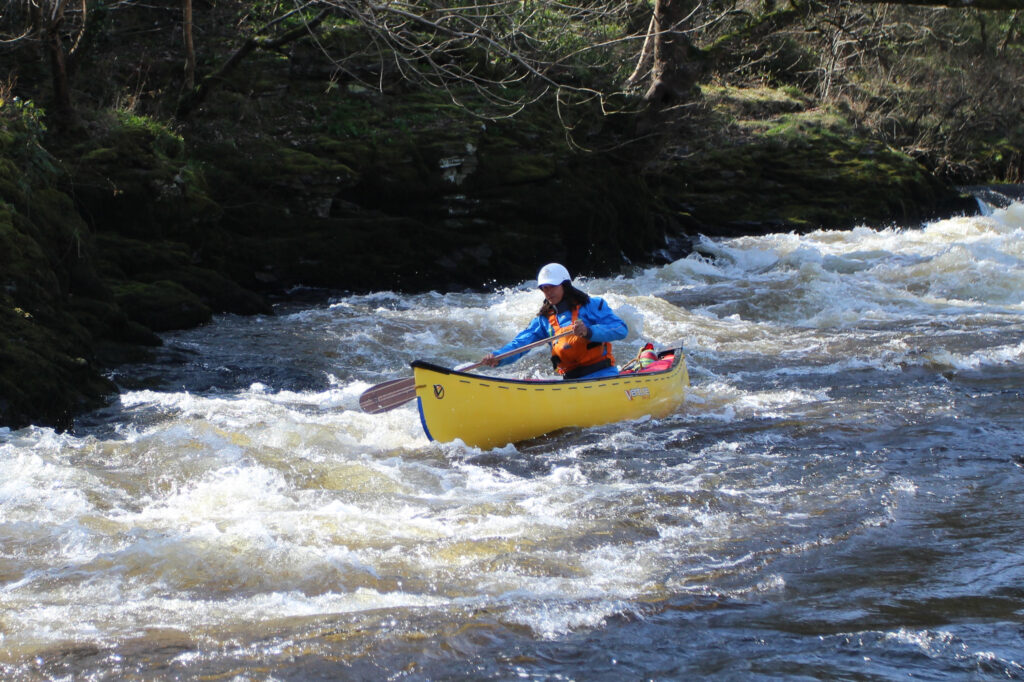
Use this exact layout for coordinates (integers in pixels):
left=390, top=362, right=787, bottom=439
left=2, top=204, right=1023, bottom=680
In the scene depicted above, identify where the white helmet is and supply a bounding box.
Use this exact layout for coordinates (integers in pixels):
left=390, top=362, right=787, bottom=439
left=537, top=263, right=571, bottom=288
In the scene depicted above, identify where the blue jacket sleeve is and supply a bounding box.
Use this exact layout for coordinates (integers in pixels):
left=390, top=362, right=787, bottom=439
left=579, top=297, right=628, bottom=343
left=491, top=316, right=553, bottom=367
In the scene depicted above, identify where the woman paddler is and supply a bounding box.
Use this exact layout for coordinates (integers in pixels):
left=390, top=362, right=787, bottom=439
left=479, top=263, right=628, bottom=380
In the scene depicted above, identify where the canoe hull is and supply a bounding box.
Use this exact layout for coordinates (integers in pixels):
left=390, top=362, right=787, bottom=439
left=412, top=348, right=688, bottom=449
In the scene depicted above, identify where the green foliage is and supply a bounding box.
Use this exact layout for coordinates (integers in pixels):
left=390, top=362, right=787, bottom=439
left=0, top=98, right=59, bottom=188
left=114, top=110, right=185, bottom=159
left=0, top=96, right=46, bottom=136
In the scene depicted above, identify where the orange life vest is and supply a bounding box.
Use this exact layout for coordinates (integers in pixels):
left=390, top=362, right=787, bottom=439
left=548, top=306, right=616, bottom=377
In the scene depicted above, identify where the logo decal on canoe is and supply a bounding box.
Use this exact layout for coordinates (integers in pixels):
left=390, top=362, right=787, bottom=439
left=625, top=387, right=651, bottom=401
left=433, top=384, right=445, bottom=399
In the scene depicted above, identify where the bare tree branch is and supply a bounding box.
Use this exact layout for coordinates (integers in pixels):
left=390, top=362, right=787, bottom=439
left=176, top=7, right=331, bottom=118
left=852, top=0, right=1024, bottom=8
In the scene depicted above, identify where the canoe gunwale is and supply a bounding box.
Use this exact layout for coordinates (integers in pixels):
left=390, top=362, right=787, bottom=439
left=409, top=347, right=683, bottom=386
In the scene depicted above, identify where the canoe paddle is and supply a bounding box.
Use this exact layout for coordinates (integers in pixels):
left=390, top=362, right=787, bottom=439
left=358, top=329, right=574, bottom=414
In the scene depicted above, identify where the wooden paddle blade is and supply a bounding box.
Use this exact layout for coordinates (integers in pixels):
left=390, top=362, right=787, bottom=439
left=359, top=377, right=418, bottom=413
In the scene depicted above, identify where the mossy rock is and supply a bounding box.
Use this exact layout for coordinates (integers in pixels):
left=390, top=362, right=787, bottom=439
left=149, top=266, right=272, bottom=316
left=65, top=294, right=161, bottom=346
left=95, top=234, right=194, bottom=278
left=112, top=279, right=212, bottom=331
left=0, top=203, right=63, bottom=315
left=653, top=111, right=972, bottom=233
left=64, top=114, right=222, bottom=242
left=193, top=136, right=361, bottom=238
left=0, top=112, right=123, bottom=429
left=0, top=305, right=114, bottom=429
left=95, top=234, right=270, bottom=315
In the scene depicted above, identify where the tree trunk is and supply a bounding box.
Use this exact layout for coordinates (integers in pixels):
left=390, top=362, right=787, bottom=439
left=183, top=0, right=196, bottom=91
left=643, top=0, right=701, bottom=107
left=34, top=0, right=76, bottom=129
left=46, top=26, right=74, bottom=125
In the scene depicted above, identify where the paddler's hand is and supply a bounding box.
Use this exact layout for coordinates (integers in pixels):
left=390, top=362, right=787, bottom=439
left=572, top=319, right=591, bottom=339
left=480, top=352, right=499, bottom=367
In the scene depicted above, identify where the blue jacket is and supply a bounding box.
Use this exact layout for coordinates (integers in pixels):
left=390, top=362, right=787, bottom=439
left=492, top=297, right=628, bottom=368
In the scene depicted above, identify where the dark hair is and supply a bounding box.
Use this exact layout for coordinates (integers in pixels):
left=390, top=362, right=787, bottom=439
left=538, top=281, right=590, bottom=317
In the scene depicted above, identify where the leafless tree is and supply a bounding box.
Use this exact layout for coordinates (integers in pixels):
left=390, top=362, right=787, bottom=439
left=176, top=5, right=332, bottom=118
left=5, top=0, right=1022, bottom=130
left=1, top=0, right=87, bottom=128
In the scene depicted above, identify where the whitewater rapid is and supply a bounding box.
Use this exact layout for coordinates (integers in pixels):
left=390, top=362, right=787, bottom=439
left=2, top=203, right=1023, bottom=679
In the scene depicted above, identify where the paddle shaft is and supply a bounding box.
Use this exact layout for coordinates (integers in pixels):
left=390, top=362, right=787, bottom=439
left=358, top=329, right=574, bottom=413
left=455, top=328, right=574, bottom=373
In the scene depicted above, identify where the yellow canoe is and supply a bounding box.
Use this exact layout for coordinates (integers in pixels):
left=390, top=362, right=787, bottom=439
left=412, top=348, right=688, bottom=449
